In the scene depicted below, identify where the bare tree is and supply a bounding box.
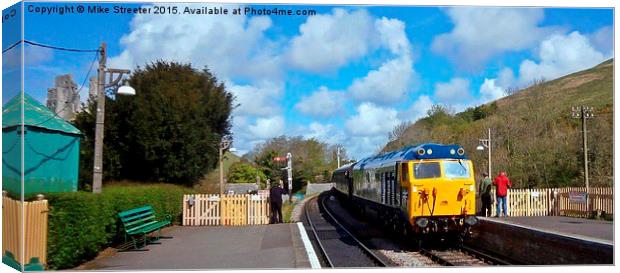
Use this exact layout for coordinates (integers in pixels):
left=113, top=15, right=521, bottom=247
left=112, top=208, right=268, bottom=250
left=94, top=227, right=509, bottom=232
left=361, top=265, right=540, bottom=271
left=388, top=120, right=412, bottom=141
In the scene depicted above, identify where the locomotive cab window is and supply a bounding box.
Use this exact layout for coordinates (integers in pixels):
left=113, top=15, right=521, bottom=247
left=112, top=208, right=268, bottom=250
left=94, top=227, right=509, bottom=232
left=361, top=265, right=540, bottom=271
left=443, top=160, right=470, bottom=179
left=413, top=162, right=441, bottom=179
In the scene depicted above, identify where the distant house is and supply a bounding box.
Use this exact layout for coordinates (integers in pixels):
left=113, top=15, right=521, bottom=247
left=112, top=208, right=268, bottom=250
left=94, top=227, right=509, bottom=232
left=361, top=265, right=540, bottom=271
left=2, top=93, right=82, bottom=197
left=225, top=183, right=258, bottom=194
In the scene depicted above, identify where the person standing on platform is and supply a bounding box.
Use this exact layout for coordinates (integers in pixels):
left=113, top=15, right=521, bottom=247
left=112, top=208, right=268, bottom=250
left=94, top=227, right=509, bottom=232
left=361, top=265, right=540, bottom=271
left=269, top=180, right=285, bottom=224
left=478, top=172, right=493, bottom=217
left=493, top=171, right=512, bottom=217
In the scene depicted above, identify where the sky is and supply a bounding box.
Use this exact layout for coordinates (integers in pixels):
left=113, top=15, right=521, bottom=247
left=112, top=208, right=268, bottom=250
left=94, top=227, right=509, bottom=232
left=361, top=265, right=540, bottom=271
left=1, top=1, right=614, bottom=159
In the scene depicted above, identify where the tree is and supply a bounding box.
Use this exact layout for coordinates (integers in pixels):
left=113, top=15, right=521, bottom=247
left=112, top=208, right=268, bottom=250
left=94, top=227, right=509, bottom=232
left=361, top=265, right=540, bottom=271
left=227, top=162, right=267, bottom=185
left=73, top=61, right=234, bottom=187
left=388, top=121, right=411, bottom=141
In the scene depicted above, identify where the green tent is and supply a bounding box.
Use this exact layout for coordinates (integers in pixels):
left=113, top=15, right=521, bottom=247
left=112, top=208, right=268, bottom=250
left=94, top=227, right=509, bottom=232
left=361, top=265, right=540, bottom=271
left=2, top=93, right=82, bottom=197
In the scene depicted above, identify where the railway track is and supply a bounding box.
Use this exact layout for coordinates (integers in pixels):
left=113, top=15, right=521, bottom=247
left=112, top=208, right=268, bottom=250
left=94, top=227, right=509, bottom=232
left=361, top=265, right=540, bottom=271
left=419, top=245, right=511, bottom=266
left=303, top=194, right=389, bottom=268
left=304, top=191, right=511, bottom=267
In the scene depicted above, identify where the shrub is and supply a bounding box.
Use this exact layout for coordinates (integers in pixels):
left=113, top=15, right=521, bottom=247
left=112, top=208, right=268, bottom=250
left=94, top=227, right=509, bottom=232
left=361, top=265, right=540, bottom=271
left=227, top=162, right=266, bottom=184
left=46, top=183, right=195, bottom=269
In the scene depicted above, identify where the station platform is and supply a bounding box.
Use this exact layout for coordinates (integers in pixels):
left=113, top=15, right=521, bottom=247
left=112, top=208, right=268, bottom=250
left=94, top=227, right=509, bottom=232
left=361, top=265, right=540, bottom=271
left=77, top=223, right=319, bottom=270
left=482, top=216, right=613, bottom=244
left=468, top=216, right=613, bottom=264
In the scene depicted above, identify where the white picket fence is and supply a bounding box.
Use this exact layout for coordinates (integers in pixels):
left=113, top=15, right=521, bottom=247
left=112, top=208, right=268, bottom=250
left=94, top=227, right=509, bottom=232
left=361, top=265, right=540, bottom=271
left=182, top=194, right=271, bottom=226
left=487, top=187, right=613, bottom=217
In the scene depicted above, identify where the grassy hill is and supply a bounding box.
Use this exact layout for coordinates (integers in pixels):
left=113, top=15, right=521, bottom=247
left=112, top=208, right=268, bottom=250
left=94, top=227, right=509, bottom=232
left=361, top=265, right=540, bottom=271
left=384, top=59, right=613, bottom=188
left=194, top=151, right=241, bottom=193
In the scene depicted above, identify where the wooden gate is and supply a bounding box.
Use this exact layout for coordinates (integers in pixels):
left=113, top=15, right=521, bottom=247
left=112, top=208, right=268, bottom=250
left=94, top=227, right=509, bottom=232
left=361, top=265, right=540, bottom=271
left=2, top=196, right=48, bottom=267
left=182, top=194, right=270, bottom=226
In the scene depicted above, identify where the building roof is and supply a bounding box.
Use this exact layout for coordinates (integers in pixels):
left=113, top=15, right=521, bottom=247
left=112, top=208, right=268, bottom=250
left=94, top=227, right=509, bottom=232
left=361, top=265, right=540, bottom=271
left=2, top=93, right=82, bottom=135
left=225, top=183, right=258, bottom=194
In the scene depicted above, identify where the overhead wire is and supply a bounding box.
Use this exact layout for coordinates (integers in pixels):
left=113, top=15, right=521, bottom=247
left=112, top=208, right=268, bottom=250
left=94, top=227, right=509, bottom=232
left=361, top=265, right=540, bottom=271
left=3, top=40, right=101, bottom=54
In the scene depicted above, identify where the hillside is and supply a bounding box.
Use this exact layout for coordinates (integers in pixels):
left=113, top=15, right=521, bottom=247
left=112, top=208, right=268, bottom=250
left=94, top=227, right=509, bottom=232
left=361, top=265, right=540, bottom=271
left=384, top=59, right=613, bottom=188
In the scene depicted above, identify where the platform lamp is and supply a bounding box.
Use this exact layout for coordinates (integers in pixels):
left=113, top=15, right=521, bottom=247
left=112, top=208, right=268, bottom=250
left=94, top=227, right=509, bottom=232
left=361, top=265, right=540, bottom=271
left=93, top=42, right=135, bottom=194
left=476, top=128, right=492, bottom=178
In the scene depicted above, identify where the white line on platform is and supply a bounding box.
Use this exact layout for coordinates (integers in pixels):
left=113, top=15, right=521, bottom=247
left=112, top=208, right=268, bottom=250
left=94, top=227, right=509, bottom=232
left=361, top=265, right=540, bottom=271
left=297, top=221, right=322, bottom=269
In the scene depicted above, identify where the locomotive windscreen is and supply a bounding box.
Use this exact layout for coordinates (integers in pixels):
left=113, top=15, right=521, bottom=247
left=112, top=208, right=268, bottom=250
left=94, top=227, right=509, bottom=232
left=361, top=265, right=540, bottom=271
left=443, top=160, right=470, bottom=179
left=413, top=162, right=441, bottom=179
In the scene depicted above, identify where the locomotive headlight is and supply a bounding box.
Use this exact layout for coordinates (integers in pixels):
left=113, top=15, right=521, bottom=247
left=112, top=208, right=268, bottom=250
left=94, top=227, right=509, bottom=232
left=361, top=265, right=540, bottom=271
left=450, top=149, right=456, bottom=155
left=469, top=185, right=475, bottom=192
left=457, top=148, right=465, bottom=155
left=415, top=218, right=429, bottom=228
left=412, top=186, right=417, bottom=193
left=417, top=148, right=425, bottom=156
left=427, top=149, right=433, bottom=155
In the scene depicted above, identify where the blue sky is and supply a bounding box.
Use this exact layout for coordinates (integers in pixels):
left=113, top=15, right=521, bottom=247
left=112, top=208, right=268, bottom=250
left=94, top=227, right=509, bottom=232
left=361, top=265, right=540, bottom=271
left=2, top=2, right=614, bottom=159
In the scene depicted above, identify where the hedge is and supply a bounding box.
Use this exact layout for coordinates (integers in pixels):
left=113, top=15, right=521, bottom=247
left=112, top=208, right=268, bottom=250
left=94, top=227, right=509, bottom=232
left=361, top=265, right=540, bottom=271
left=45, top=183, right=195, bottom=269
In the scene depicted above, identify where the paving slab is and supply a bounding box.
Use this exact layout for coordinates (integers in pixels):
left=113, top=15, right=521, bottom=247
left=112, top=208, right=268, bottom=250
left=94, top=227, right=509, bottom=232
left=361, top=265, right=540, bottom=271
left=482, top=216, right=613, bottom=243
left=82, top=224, right=312, bottom=270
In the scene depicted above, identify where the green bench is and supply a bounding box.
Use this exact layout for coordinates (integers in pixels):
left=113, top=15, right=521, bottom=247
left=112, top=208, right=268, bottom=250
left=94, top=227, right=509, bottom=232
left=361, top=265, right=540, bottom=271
left=118, top=205, right=172, bottom=249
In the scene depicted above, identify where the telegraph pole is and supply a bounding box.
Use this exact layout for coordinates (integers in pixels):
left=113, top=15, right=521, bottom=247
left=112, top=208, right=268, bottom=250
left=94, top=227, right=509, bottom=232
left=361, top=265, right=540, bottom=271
left=572, top=106, right=594, bottom=212
left=92, top=42, right=134, bottom=194
left=92, top=43, right=107, bottom=194
left=219, top=139, right=232, bottom=195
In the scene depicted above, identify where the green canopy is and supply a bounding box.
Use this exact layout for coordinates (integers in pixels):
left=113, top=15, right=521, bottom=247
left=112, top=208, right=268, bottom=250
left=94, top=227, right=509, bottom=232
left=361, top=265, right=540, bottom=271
left=2, top=93, right=81, bottom=135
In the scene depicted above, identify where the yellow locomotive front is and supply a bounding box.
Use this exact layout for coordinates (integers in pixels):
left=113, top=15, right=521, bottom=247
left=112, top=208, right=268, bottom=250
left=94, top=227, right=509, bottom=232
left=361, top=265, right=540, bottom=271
left=400, top=154, right=478, bottom=234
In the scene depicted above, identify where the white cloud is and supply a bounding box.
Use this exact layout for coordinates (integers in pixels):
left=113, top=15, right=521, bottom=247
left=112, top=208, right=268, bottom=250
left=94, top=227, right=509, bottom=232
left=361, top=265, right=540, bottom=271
left=517, top=31, right=605, bottom=86
left=348, top=56, right=414, bottom=104
left=248, top=115, right=285, bottom=139
left=432, top=8, right=553, bottom=70
left=434, top=77, right=472, bottom=103
left=287, top=8, right=377, bottom=73
left=476, top=31, right=607, bottom=106
left=345, top=103, right=400, bottom=136
left=228, top=81, right=283, bottom=117
left=375, top=16, right=411, bottom=56
left=347, top=16, right=416, bottom=104
left=295, top=86, right=345, bottom=118
left=347, top=135, right=389, bottom=160
left=479, top=78, right=505, bottom=103
left=398, top=95, right=434, bottom=122
left=109, top=5, right=282, bottom=82
left=588, top=26, right=613, bottom=57
left=303, top=122, right=347, bottom=145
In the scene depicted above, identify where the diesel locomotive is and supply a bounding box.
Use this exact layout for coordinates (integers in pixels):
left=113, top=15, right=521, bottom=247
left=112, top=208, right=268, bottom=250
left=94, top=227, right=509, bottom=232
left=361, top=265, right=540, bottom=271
left=332, top=143, right=479, bottom=239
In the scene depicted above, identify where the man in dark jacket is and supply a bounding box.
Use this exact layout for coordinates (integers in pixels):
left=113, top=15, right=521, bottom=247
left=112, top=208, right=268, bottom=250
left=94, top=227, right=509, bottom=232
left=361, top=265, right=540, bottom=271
left=493, top=171, right=512, bottom=217
left=478, top=173, right=493, bottom=217
left=269, top=181, right=285, bottom=224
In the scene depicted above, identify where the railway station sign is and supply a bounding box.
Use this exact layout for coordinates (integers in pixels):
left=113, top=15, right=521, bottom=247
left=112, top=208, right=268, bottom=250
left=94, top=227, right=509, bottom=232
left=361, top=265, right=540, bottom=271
left=568, top=191, right=587, bottom=204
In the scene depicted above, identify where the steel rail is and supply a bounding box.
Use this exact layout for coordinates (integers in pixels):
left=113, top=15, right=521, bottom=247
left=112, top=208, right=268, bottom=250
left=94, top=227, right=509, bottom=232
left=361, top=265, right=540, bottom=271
left=460, top=245, right=513, bottom=265
left=419, top=248, right=456, bottom=266
left=304, top=195, right=334, bottom=267
left=318, top=194, right=389, bottom=267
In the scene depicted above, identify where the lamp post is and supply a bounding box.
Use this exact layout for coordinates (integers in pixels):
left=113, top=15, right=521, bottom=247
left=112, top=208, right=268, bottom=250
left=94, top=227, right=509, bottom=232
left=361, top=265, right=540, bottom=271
left=336, top=146, right=342, bottom=168
left=219, top=139, right=232, bottom=195
left=476, top=128, right=492, bottom=177
left=93, top=42, right=135, bottom=194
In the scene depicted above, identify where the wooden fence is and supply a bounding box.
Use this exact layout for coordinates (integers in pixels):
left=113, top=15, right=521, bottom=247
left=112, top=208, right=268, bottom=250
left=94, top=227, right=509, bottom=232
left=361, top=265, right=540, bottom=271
left=2, top=196, right=48, bottom=266
left=182, top=194, right=270, bottom=226
left=488, top=187, right=613, bottom=217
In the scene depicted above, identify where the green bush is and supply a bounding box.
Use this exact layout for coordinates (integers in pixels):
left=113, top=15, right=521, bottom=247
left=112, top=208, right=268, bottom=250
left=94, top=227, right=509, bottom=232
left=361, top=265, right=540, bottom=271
left=227, top=162, right=266, bottom=184
left=46, top=183, right=195, bottom=269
